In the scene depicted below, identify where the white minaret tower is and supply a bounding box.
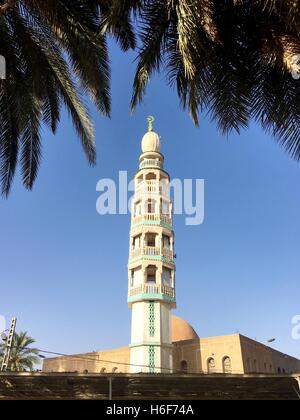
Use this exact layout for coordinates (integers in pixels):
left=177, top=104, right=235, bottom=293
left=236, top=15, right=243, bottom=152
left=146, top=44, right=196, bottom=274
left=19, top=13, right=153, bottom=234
left=128, top=117, right=176, bottom=373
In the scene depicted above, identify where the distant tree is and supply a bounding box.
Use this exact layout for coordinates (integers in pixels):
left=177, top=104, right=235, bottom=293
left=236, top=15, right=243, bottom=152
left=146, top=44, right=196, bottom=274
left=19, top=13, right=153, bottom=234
left=0, top=331, right=40, bottom=371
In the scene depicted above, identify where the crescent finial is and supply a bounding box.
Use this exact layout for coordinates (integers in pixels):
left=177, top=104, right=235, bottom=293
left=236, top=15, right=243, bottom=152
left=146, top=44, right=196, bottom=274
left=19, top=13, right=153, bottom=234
left=147, top=115, right=155, bottom=132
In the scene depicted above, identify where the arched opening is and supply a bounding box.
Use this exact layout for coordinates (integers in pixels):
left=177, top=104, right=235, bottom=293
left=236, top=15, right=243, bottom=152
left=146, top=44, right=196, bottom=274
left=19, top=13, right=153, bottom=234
left=222, top=356, right=232, bottom=374
left=207, top=358, right=216, bottom=374
left=146, top=265, right=157, bottom=283
left=112, top=367, right=118, bottom=374
left=146, top=198, right=156, bottom=214
left=83, top=370, right=89, bottom=374
left=162, top=267, right=172, bottom=287
left=278, top=367, right=282, bottom=374
left=134, top=200, right=142, bottom=217
left=131, top=266, right=142, bottom=288
left=180, top=360, right=188, bottom=373
left=100, top=368, right=106, bottom=374
left=136, top=175, right=143, bottom=184
left=145, top=172, right=157, bottom=181
left=145, top=233, right=157, bottom=248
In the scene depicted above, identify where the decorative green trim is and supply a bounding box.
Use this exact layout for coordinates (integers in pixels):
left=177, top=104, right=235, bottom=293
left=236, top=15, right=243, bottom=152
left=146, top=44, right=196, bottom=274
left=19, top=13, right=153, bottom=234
left=128, top=293, right=176, bottom=304
left=129, top=342, right=173, bottom=349
left=131, top=220, right=172, bottom=230
left=149, top=301, right=155, bottom=337
left=149, top=345, right=155, bottom=373
left=129, top=255, right=175, bottom=265
left=139, top=160, right=163, bottom=170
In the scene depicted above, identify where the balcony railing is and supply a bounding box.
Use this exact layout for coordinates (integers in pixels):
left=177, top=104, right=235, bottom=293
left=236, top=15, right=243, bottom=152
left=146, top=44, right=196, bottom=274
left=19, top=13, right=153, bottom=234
left=139, top=159, right=163, bottom=170
left=130, top=246, right=173, bottom=261
left=128, top=283, right=175, bottom=299
left=132, top=213, right=172, bottom=227
left=135, top=180, right=169, bottom=199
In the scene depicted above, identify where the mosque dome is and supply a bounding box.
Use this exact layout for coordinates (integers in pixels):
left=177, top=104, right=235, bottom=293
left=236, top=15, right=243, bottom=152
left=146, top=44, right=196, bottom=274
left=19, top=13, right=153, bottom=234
left=171, top=316, right=199, bottom=342
left=141, top=131, right=161, bottom=153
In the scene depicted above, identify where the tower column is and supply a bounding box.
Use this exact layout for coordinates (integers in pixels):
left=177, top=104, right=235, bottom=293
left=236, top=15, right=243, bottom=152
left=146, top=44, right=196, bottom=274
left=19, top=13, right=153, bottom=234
left=128, top=118, right=176, bottom=374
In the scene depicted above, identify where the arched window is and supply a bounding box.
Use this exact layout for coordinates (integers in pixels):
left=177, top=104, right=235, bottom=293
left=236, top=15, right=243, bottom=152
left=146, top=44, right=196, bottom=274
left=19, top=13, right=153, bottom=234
left=100, top=368, right=106, bottom=374
left=180, top=360, right=188, bottom=373
left=112, top=367, right=118, bottom=373
left=146, top=265, right=157, bottom=283
left=247, top=358, right=251, bottom=373
left=83, top=369, right=89, bottom=374
left=278, top=367, right=282, bottom=374
left=146, top=172, right=156, bottom=181
left=222, top=356, right=232, bottom=374
left=253, top=359, right=257, bottom=373
left=207, top=358, right=216, bottom=374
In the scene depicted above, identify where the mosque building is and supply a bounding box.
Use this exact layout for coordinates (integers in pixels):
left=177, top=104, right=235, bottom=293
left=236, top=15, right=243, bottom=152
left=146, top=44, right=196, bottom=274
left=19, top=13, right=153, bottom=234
left=43, top=120, right=300, bottom=375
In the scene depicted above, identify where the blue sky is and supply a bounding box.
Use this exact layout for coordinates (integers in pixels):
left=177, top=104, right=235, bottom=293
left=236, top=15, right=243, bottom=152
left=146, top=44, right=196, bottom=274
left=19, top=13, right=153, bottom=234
left=1, top=41, right=300, bottom=361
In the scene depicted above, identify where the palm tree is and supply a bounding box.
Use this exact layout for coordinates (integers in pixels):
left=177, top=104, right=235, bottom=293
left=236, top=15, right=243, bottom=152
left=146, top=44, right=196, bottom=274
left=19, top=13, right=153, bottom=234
left=0, top=0, right=114, bottom=197
left=0, top=331, right=40, bottom=371
left=124, top=0, right=300, bottom=161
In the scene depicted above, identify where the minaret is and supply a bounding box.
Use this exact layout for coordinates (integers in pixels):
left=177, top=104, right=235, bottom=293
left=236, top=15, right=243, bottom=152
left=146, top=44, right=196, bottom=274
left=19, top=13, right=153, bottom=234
left=128, top=117, right=176, bottom=373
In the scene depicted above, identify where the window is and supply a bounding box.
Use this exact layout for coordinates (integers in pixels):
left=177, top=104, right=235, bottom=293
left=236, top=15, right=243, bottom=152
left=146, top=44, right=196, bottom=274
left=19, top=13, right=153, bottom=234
left=162, top=268, right=172, bottom=287
left=135, top=200, right=142, bottom=217
left=180, top=360, right=188, bottom=373
left=162, top=235, right=171, bottom=249
left=136, top=175, right=143, bottom=184
left=253, top=359, right=257, bottom=373
left=222, top=356, right=232, bottom=374
left=131, top=266, right=142, bottom=287
left=146, top=233, right=156, bottom=247
left=147, top=199, right=156, bottom=213
left=247, top=358, right=251, bottom=372
left=112, top=367, right=118, bottom=373
left=100, top=368, right=106, bottom=373
left=207, top=358, right=216, bottom=374
left=146, top=172, right=156, bottom=180
left=133, top=235, right=142, bottom=250
left=162, top=200, right=169, bottom=215
left=146, top=265, right=157, bottom=283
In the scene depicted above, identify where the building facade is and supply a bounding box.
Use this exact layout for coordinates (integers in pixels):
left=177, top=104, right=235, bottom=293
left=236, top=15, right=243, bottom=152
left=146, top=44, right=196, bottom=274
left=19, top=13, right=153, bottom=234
left=43, top=316, right=300, bottom=375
